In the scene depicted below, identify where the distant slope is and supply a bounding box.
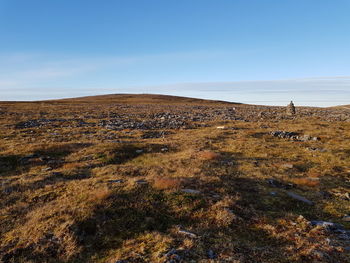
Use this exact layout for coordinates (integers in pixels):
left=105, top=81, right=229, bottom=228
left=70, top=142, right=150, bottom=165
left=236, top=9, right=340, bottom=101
left=331, top=104, right=350, bottom=109
left=44, top=94, right=241, bottom=106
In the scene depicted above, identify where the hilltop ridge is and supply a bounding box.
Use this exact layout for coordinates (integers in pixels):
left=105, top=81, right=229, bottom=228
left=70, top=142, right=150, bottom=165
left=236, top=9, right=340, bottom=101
left=40, top=94, right=240, bottom=106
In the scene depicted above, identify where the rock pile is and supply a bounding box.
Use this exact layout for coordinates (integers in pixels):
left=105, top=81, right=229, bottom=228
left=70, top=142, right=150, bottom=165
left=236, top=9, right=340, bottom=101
left=271, top=131, right=319, bottom=141
left=271, top=131, right=299, bottom=140
left=286, top=101, right=296, bottom=115
left=99, top=118, right=191, bottom=130
left=15, top=118, right=95, bottom=129
left=310, top=220, right=350, bottom=240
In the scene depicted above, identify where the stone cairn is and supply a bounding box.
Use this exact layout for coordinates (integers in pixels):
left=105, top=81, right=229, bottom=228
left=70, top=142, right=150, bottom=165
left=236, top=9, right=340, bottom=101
left=286, top=101, right=296, bottom=115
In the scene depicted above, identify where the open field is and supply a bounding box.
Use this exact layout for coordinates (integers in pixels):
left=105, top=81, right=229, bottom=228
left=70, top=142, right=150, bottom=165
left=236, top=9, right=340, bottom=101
left=0, top=94, right=350, bottom=263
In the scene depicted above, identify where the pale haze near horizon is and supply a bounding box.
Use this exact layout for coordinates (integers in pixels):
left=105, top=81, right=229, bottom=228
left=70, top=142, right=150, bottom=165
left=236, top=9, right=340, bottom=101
left=0, top=0, right=349, bottom=106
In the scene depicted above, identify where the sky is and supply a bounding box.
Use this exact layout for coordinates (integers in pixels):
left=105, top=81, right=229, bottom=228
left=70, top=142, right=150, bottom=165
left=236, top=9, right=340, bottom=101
left=0, top=0, right=350, bottom=106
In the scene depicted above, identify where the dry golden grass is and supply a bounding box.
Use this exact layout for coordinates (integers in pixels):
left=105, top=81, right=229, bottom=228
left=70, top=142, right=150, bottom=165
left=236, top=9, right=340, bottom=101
left=0, top=94, right=349, bottom=262
left=197, top=150, right=221, bottom=161
left=290, top=177, right=320, bottom=187
left=152, top=177, right=183, bottom=190
left=255, top=215, right=344, bottom=262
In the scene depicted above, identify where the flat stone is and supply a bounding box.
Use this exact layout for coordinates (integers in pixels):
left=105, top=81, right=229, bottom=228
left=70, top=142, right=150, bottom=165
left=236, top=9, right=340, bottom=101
left=108, top=179, right=124, bottom=183
left=207, top=249, right=216, bottom=259
left=135, top=179, right=148, bottom=185
left=342, top=215, right=350, bottom=222
left=287, top=191, right=314, bottom=205
left=164, top=248, right=185, bottom=262
left=307, top=147, right=326, bottom=152
left=267, top=179, right=281, bottom=187
left=181, top=189, right=200, bottom=194
left=267, top=179, right=294, bottom=189
left=178, top=229, right=198, bottom=238
left=282, top=163, right=293, bottom=169
left=165, top=248, right=177, bottom=257
left=310, top=220, right=344, bottom=230
left=298, top=135, right=312, bottom=141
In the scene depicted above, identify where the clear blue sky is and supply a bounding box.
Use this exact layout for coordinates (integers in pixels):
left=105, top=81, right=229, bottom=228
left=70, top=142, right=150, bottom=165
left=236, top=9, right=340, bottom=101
left=0, top=0, right=350, bottom=106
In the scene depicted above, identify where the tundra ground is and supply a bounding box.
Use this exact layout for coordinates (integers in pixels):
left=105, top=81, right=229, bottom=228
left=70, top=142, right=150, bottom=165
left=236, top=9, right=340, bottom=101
left=0, top=94, right=349, bottom=263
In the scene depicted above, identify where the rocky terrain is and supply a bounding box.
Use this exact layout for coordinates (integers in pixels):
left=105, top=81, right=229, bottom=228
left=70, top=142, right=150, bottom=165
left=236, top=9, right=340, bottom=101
left=0, top=94, right=349, bottom=263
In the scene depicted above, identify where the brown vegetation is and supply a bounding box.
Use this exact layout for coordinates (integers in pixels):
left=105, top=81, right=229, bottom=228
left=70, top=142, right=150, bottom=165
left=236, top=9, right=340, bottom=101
left=197, top=150, right=221, bottom=161
left=290, top=177, right=320, bottom=187
left=0, top=94, right=349, bottom=262
left=153, top=177, right=183, bottom=190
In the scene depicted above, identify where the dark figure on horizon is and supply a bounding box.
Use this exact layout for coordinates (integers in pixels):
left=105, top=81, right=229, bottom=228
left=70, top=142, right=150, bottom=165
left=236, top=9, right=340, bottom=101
left=286, top=101, right=296, bottom=115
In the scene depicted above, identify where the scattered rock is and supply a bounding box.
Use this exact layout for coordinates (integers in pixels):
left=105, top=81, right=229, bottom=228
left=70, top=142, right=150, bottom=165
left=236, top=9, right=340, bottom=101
left=307, top=147, right=326, bottom=152
left=298, top=134, right=320, bottom=142
left=281, top=163, right=294, bottom=169
left=100, top=113, right=193, bottom=131
left=207, top=249, right=216, bottom=259
left=267, top=179, right=294, bottom=189
left=310, top=220, right=344, bottom=230
left=108, top=179, right=124, bottom=184
left=177, top=228, right=198, bottom=238
left=287, top=191, right=314, bottom=205
left=164, top=249, right=185, bottom=263
left=271, top=130, right=299, bottom=140
left=15, top=118, right=77, bottom=129
left=329, top=189, right=350, bottom=201
left=271, top=131, right=319, bottom=141
left=135, top=179, right=148, bottom=185
left=342, top=215, right=350, bottom=222
left=181, top=189, right=200, bottom=194
left=161, top=147, right=168, bottom=152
